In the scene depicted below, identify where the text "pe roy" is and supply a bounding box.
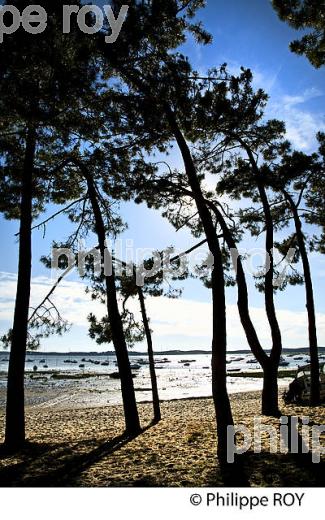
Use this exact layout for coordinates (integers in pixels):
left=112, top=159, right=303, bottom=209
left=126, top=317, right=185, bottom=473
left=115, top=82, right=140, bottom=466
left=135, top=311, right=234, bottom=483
left=0, top=4, right=129, bottom=43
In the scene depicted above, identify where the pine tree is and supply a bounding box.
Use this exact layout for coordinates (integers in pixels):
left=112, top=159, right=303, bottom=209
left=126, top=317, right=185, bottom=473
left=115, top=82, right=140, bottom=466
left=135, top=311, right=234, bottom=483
left=0, top=0, right=101, bottom=450
left=272, top=0, right=325, bottom=68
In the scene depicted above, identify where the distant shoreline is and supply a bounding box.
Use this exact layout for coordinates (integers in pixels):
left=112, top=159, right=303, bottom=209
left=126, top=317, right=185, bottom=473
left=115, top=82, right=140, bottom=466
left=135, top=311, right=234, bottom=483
left=1, top=347, right=324, bottom=356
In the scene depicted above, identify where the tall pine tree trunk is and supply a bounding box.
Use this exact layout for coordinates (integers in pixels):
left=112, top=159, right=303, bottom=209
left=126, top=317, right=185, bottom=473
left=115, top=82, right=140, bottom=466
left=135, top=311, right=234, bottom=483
left=261, top=362, right=279, bottom=416
left=166, top=107, right=234, bottom=462
left=211, top=259, right=234, bottom=462
left=5, top=127, right=36, bottom=450
left=84, top=170, right=141, bottom=435
left=137, top=286, right=161, bottom=422
left=283, top=190, right=320, bottom=404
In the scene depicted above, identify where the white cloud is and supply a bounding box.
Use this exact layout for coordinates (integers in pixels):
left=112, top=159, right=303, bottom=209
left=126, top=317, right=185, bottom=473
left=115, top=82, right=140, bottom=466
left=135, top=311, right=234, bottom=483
left=1, top=271, right=325, bottom=351
left=222, top=61, right=325, bottom=152
left=0, top=272, right=103, bottom=327
left=283, top=108, right=324, bottom=151
left=269, top=87, right=325, bottom=151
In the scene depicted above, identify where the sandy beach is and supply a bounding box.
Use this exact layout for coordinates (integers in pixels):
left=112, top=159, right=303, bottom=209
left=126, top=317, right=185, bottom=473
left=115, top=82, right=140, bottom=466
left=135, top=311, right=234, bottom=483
left=0, top=390, right=324, bottom=487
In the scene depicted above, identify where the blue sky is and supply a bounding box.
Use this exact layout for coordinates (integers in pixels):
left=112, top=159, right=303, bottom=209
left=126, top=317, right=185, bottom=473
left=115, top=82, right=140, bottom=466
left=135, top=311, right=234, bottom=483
left=1, top=0, right=325, bottom=352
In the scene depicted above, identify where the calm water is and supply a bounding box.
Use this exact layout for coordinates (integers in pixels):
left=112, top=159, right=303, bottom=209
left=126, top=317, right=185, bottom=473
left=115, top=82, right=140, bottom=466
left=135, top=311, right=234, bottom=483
left=0, top=351, right=316, bottom=408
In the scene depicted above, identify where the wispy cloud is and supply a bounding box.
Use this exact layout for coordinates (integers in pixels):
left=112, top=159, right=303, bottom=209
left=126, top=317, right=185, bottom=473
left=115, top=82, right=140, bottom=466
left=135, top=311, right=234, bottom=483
left=268, top=87, right=325, bottom=151
left=282, top=87, right=323, bottom=109
left=221, top=61, right=325, bottom=152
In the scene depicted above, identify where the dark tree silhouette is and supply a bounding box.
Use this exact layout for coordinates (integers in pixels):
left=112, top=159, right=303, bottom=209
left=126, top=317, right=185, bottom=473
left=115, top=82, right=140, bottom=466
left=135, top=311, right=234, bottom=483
left=266, top=145, right=324, bottom=404
left=0, top=0, right=100, bottom=450
left=72, top=158, right=141, bottom=435
left=272, top=0, right=325, bottom=68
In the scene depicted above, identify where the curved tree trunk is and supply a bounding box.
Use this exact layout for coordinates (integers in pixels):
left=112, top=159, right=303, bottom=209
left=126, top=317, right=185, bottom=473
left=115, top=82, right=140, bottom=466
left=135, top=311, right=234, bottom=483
left=137, top=286, right=161, bottom=422
left=5, top=127, right=36, bottom=450
left=84, top=170, right=141, bottom=435
left=205, top=199, right=281, bottom=413
left=254, top=181, right=281, bottom=415
left=163, top=140, right=283, bottom=417
left=173, top=187, right=281, bottom=416
left=240, top=144, right=282, bottom=416
left=283, top=190, right=320, bottom=405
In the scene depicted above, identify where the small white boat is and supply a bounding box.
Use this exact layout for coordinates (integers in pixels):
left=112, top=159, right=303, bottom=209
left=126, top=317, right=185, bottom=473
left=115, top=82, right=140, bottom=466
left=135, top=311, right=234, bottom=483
left=279, top=357, right=290, bottom=367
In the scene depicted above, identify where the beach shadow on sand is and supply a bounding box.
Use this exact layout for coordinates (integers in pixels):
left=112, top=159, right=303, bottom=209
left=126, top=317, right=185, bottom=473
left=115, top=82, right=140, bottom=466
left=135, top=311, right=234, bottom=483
left=204, top=452, right=325, bottom=487
left=0, top=421, right=157, bottom=487
left=205, top=412, right=325, bottom=487
left=0, top=412, right=324, bottom=487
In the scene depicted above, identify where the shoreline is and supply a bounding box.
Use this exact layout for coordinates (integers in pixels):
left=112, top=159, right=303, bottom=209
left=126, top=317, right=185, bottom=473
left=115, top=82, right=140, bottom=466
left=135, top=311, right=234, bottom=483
left=0, top=378, right=289, bottom=411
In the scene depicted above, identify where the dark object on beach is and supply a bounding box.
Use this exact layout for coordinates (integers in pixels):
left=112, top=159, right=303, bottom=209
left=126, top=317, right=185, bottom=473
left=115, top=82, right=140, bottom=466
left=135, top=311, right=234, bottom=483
left=79, top=364, right=85, bottom=368
left=109, top=372, right=136, bottom=379
left=183, top=362, right=191, bottom=367
left=40, top=359, right=45, bottom=363
left=43, top=365, right=48, bottom=369
left=284, top=377, right=305, bottom=404
left=138, top=359, right=149, bottom=365
left=101, top=361, right=110, bottom=366
left=81, top=358, right=87, bottom=362
left=246, top=359, right=257, bottom=364
left=227, top=368, right=241, bottom=373
left=33, top=365, right=38, bottom=372
left=284, top=363, right=325, bottom=404
left=109, top=371, right=121, bottom=378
